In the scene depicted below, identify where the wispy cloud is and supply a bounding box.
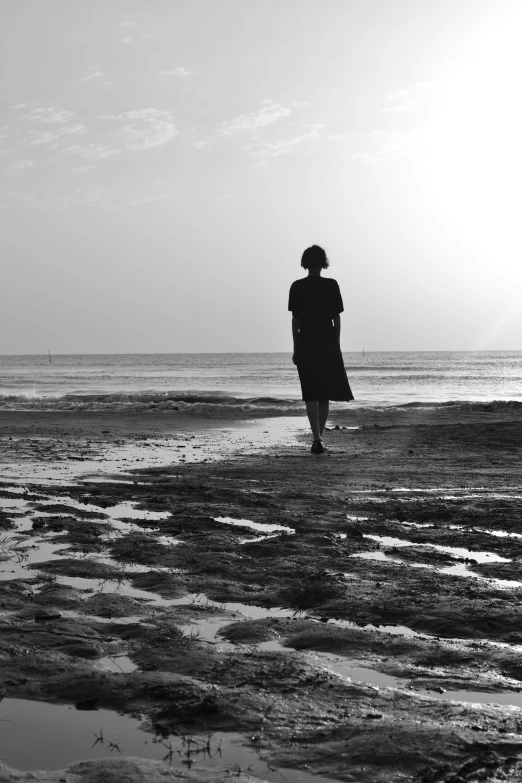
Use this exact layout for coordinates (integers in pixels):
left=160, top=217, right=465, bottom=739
left=25, top=130, right=59, bottom=146
left=240, top=126, right=322, bottom=158
left=370, top=128, right=422, bottom=155
left=62, top=143, right=121, bottom=159
left=18, top=105, right=75, bottom=124
left=121, top=38, right=133, bottom=44
left=100, top=108, right=178, bottom=150
left=6, top=159, right=36, bottom=171
left=21, top=124, right=86, bottom=148
left=70, top=164, right=96, bottom=174
left=382, top=80, right=440, bottom=113
left=161, top=67, right=191, bottom=77
left=344, top=128, right=423, bottom=165
left=60, top=123, right=87, bottom=135
left=192, top=141, right=209, bottom=150
left=80, top=68, right=103, bottom=82
left=219, top=100, right=292, bottom=135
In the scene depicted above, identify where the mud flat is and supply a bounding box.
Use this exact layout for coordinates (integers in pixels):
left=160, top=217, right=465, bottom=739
left=1, top=405, right=522, bottom=782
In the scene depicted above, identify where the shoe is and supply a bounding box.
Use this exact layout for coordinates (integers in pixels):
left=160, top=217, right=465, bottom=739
left=311, top=439, right=326, bottom=454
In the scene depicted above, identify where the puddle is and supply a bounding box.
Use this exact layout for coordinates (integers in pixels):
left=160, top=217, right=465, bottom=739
left=311, top=656, right=400, bottom=688
left=0, top=498, right=31, bottom=510
left=352, top=551, right=404, bottom=563
left=214, top=517, right=295, bottom=534
left=81, top=478, right=144, bottom=485
left=0, top=531, right=69, bottom=581
left=0, top=698, right=336, bottom=782
left=364, top=534, right=510, bottom=564
left=187, top=610, right=522, bottom=711
left=98, top=654, right=138, bottom=673
left=32, top=497, right=171, bottom=523
left=56, top=576, right=171, bottom=601
left=433, top=688, right=522, bottom=709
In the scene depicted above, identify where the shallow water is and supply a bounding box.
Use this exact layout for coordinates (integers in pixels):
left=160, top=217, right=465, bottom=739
left=214, top=516, right=295, bottom=534
left=0, top=417, right=305, bottom=486
left=363, top=533, right=510, bottom=564
left=0, top=698, right=337, bottom=782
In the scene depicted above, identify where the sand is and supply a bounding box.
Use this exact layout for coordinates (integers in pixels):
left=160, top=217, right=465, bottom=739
left=1, top=404, right=522, bottom=782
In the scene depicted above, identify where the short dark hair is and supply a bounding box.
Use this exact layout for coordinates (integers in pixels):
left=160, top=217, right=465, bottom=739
left=301, top=245, right=329, bottom=269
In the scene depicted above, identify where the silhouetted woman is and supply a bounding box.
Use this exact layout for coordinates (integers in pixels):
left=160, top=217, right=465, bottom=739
left=289, top=245, right=354, bottom=454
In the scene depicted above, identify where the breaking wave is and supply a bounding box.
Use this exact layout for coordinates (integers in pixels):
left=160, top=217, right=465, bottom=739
left=0, top=391, right=304, bottom=416
left=0, top=391, right=520, bottom=417
left=392, top=400, right=522, bottom=412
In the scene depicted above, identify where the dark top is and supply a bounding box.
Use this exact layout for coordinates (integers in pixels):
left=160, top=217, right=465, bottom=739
left=288, top=276, right=344, bottom=325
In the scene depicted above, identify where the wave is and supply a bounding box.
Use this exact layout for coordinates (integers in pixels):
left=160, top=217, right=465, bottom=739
left=0, top=390, right=303, bottom=416
left=393, top=400, right=522, bottom=412
left=0, top=391, right=521, bottom=416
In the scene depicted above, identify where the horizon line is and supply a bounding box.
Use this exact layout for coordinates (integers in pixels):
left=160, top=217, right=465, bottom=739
left=0, top=349, right=520, bottom=357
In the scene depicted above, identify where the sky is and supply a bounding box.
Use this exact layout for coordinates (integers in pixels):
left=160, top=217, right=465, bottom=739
left=1, top=0, right=521, bottom=353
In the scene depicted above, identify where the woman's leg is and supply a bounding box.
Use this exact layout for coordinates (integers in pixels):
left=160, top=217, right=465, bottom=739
left=305, top=401, right=321, bottom=441
left=318, top=400, right=329, bottom=436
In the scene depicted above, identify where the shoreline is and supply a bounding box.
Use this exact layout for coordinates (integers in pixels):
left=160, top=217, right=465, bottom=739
left=1, top=405, right=522, bottom=781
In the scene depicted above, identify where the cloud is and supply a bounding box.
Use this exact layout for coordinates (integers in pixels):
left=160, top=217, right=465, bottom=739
left=60, top=123, right=87, bottom=135
left=81, top=69, right=103, bottom=82
left=240, top=125, right=322, bottom=158
left=370, top=128, right=422, bottom=155
left=0, top=126, right=9, bottom=140
left=25, top=130, right=59, bottom=146
left=219, top=100, right=292, bottom=134
left=344, top=128, right=422, bottom=165
left=62, top=143, right=121, bottom=159
left=121, top=37, right=133, bottom=43
left=161, top=67, right=191, bottom=77
left=6, top=159, right=36, bottom=171
left=100, top=108, right=178, bottom=150
left=70, top=165, right=96, bottom=174
left=21, top=105, right=75, bottom=124
left=382, top=80, right=440, bottom=113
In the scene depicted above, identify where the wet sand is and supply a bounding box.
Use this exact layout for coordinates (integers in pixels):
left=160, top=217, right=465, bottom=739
left=1, top=405, right=522, bottom=782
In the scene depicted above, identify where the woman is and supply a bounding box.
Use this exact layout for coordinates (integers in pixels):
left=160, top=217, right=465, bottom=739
left=289, top=245, right=354, bottom=454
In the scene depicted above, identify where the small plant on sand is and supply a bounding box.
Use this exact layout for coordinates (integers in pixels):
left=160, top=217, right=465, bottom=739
left=91, top=729, right=104, bottom=747
left=283, top=568, right=345, bottom=611
left=159, top=732, right=222, bottom=768
left=0, top=535, right=28, bottom=565
left=184, top=626, right=201, bottom=642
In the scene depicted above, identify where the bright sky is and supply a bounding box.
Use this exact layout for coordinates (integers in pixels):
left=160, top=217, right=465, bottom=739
left=1, top=0, right=521, bottom=353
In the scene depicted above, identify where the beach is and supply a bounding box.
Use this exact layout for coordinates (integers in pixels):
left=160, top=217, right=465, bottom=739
left=1, top=403, right=522, bottom=782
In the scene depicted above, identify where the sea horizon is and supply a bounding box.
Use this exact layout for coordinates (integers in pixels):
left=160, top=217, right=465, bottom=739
left=1, top=351, right=522, bottom=414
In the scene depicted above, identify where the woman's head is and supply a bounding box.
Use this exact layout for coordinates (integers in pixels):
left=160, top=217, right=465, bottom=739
left=301, top=245, right=329, bottom=269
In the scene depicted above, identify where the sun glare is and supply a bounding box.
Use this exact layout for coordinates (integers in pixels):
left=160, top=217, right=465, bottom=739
left=418, top=4, right=522, bottom=263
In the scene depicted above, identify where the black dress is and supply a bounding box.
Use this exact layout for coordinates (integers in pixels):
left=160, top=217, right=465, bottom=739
left=288, top=276, right=354, bottom=402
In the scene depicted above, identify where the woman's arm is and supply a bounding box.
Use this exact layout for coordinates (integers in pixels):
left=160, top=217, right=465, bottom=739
left=292, top=317, right=300, bottom=364
left=333, top=314, right=341, bottom=345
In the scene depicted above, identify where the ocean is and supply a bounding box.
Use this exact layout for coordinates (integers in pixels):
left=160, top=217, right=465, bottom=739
left=0, top=352, right=521, bottom=416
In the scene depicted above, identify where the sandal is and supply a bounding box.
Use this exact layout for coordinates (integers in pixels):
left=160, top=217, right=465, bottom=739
left=311, top=439, right=326, bottom=454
